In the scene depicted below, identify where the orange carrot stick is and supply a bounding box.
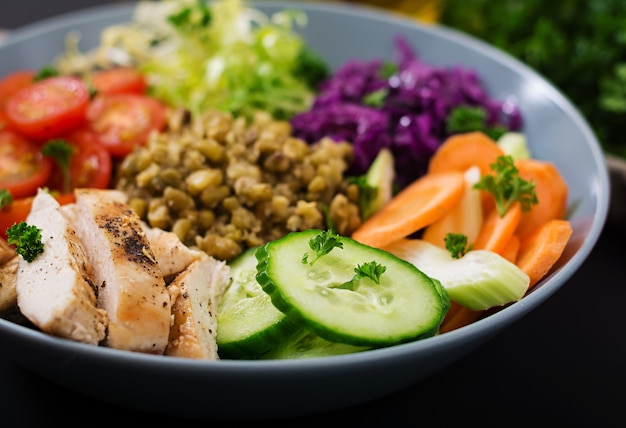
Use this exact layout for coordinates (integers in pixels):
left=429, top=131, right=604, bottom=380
left=428, top=131, right=504, bottom=176
left=351, top=171, right=466, bottom=248
left=514, top=158, right=568, bottom=239
left=439, top=305, right=483, bottom=334
left=473, top=201, right=522, bottom=255
left=515, top=219, right=573, bottom=288
left=421, top=166, right=483, bottom=248
left=499, top=234, right=520, bottom=263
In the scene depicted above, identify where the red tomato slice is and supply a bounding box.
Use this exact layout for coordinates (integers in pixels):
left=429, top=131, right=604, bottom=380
left=86, top=93, right=166, bottom=158
left=91, top=67, right=148, bottom=95
left=0, top=129, right=53, bottom=199
left=0, top=109, right=12, bottom=132
left=0, top=70, right=36, bottom=108
left=45, top=129, right=113, bottom=192
left=5, top=76, right=90, bottom=142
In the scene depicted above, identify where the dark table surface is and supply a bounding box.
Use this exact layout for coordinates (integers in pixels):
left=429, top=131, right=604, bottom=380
left=2, top=2, right=626, bottom=427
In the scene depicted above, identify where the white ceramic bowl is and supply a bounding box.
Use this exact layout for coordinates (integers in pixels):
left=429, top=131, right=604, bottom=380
left=0, top=1, right=610, bottom=420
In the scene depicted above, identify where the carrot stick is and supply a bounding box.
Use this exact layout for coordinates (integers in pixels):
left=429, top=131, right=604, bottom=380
left=351, top=171, right=466, bottom=248
left=515, top=219, right=573, bottom=288
left=499, top=234, right=520, bottom=263
left=421, top=166, right=483, bottom=248
left=428, top=131, right=504, bottom=176
left=473, top=201, right=522, bottom=255
left=514, top=158, right=568, bottom=239
left=439, top=304, right=483, bottom=333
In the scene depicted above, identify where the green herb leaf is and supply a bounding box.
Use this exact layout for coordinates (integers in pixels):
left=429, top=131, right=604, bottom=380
left=0, top=189, right=13, bottom=209
left=353, top=261, right=386, bottom=284
left=446, top=105, right=507, bottom=141
left=34, top=65, right=59, bottom=82
left=167, top=0, right=212, bottom=34
left=378, top=61, right=398, bottom=79
left=7, top=222, right=44, bottom=262
left=42, top=140, right=75, bottom=194
left=332, top=260, right=387, bottom=291
left=301, top=230, right=343, bottom=265
left=444, top=233, right=472, bottom=259
left=473, top=155, right=538, bottom=217
left=362, top=88, right=388, bottom=108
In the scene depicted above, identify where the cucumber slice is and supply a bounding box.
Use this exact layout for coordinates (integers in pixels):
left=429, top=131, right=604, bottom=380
left=384, top=238, right=530, bottom=311
left=362, top=148, right=395, bottom=219
left=260, top=328, right=370, bottom=360
left=216, top=247, right=298, bottom=359
left=497, top=132, right=531, bottom=160
left=256, top=230, right=450, bottom=347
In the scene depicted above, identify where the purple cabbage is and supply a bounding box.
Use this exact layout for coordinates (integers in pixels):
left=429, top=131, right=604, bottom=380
left=291, top=36, right=522, bottom=189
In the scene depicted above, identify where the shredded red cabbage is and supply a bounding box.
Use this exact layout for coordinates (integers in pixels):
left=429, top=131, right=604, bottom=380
left=291, top=36, right=522, bottom=189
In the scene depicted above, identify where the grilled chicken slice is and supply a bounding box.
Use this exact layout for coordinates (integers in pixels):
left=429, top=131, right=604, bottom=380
left=72, top=188, right=171, bottom=354
left=0, top=256, right=18, bottom=312
left=15, top=190, right=108, bottom=344
left=141, top=223, right=203, bottom=280
left=0, top=238, right=15, bottom=265
left=165, top=253, right=230, bottom=359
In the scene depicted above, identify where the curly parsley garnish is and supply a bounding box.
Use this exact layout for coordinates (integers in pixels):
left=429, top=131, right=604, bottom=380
left=474, top=155, right=538, bottom=217
left=445, top=233, right=472, bottom=259
left=332, top=261, right=387, bottom=291
left=7, top=222, right=44, bottom=262
left=302, top=230, right=344, bottom=265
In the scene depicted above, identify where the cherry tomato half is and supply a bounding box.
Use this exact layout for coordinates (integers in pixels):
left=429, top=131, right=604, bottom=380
left=45, top=129, right=113, bottom=193
left=85, top=93, right=166, bottom=158
left=0, top=70, right=36, bottom=109
left=91, top=67, right=148, bottom=95
left=5, top=76, right=90, bottom=142
left=0, top=129, right=52, bottom=199
left=0, top=109, right=12, bottom=132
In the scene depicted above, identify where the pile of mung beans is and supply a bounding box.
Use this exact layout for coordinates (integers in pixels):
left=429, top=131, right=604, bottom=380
left=115, top=108, right=363, bottom=261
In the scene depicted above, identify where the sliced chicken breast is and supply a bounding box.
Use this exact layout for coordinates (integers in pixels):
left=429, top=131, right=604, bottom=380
left=72, top=188, right=171, bottom=354
left=0, top=256, right=18, bottom=312
left=165, top=253, right=230, bottom=360
left=15, top=190, right=108, bottom=345
left=0, top=238, right=15, bottom=265
left=141, top=223, right=202, bottom=280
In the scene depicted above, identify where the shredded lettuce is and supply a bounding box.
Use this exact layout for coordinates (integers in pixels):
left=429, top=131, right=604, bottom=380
left=55, top=0, right=329, bottom=120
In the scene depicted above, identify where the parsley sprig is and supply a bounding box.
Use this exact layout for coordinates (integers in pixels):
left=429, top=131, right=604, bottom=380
left=474, top=155, right=538, bottom=217
left=7, top=222, right=44, bottom=262
left=301, top=230, right=387, bottom=290
left=444, top=233, right=472, bottom=259
left=333, top=261, right=387, bottom=291
left=302, top=230, right=343, bottom=266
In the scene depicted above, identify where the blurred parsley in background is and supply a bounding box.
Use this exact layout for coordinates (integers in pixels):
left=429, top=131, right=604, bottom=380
left=439, top=0, right=626, bottom=158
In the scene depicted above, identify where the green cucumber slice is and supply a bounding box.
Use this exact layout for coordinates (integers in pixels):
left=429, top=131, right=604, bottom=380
left=497, top=132, right=531, bottom=160
left=260, top=328, right=370, bottom=360
left=255, top=230, right=450, bottom=347
left=384, top=238, right=530, bottom=311
left=362, top=148, right=395, bottom=220
left=216, top=247, right=298, bottom=359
